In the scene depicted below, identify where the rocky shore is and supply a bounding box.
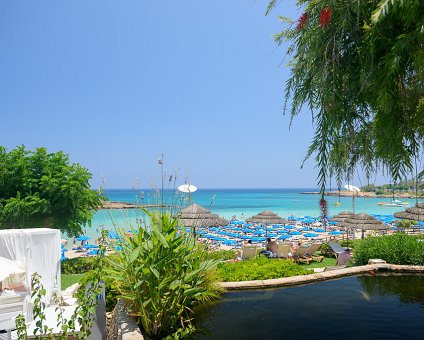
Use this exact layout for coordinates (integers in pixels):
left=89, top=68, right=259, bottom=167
left=301, top=190, right=420, bottom=199
left=101, top=201, right=173, bottom=210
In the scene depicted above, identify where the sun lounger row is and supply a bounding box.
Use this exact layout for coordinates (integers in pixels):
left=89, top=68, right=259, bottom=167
left=240, top=241, right=324, bottom=263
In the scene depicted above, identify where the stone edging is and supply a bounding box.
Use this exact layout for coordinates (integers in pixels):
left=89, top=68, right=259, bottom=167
left=219, top=264, right=424, bottom=290
left=108, top=299, right=144, bottom=340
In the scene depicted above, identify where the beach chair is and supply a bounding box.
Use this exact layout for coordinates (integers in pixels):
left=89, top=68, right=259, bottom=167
left=324, top=241, right=347, bottom=259
left=275, top=241, right=292, bottom=259
left=292, top=244, right=312, bottom=264
left=304, top=243, right=324, bottom=262
left=241, top=245, right=257, bottom=260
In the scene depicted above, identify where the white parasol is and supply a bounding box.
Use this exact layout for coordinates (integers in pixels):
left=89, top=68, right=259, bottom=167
left=344, top=184, right=361, bottom=193
left=344, top=184, right=361, bottom=216
left=178, top=184, right=198, bottom=193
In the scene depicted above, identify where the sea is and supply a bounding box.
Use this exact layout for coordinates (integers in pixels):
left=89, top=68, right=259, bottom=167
left=69, top=188, right=421, bottom=241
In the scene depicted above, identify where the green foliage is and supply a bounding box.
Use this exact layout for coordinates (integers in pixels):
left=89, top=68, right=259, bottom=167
left=204, top=249, right=237, bottom=261
left=31, top=273, right=54, bottom=338
left=216, top=257, right=312, bottom=282
left=76, top=270, right=119, bottom=312
left=15, top=314, right=27, bottom=340
left=106, top=210, right=222, bottom=339
left=361, top=179, right=424, bottom=196
left=396, top=219, right=417, bottom=230
left=354, top=233, right=424, bottom=265
left=0, top=145, right=104, bottom=236
left=268, top=0, right=424, bottom=192
left=61, top=257, right=96, bottom=274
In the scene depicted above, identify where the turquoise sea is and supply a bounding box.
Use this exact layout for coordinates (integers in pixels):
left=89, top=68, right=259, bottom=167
left=72, top=188, right=422, bottom=240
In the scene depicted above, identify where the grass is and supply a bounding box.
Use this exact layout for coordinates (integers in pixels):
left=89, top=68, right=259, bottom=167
left=59, top=257, right=337, bottom=290
left=299, top=257, right=337, bottom=269
left=216, top=257, right=313, bottom=282
left=61, top=274, right=84, bottom=290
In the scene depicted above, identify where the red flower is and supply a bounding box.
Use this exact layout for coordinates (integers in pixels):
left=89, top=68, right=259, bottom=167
left=296, top=12, right=309, bottom=31
left=320, top=7, right=332, bottom=27
left=320, top=198, right=328, bottom=219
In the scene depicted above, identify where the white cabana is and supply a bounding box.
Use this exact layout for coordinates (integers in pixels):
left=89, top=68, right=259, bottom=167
left=0, top=228, right=61, bottom=324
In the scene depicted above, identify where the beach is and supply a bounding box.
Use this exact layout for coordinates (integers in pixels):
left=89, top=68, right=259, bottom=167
left=60, top=188, right=423, bottom=243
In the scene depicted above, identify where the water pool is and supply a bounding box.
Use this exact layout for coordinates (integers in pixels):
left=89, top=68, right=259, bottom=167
left=193, top=274, right=424, bottom=339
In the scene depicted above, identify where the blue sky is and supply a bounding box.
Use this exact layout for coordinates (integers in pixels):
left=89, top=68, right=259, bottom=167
left=0, top=1, right=387, bottom=189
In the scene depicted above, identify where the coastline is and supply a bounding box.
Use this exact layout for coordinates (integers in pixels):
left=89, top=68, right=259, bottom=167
left=301, top=190, right=420, bottom=199
left=101, top=201, right=174, bottom=210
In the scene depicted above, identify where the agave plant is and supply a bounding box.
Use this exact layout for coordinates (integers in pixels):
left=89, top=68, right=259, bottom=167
left=106, top=210, right=221, bottom=338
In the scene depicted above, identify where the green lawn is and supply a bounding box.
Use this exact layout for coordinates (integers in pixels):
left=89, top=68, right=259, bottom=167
left=61, top=274, right=84, bottom=290
left=299, top=256, right=337, bottom=269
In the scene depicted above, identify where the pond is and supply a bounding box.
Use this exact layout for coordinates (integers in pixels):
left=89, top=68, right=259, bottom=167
left=193, top=274, right=424, bottom=339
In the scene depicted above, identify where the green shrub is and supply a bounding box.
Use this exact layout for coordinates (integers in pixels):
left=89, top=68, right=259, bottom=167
left=106, top=211, right=222, bottom=339
left=76, top=270, right=119, bottom=312
left=216, top=257, right=313, bottom=282
left=354, top=233, right=424, bottom=265
left=61, top=257, right=96, bottom=274
left=205, top=249, right=237, bottom=261
left=339, top=239, right=360, bottom=249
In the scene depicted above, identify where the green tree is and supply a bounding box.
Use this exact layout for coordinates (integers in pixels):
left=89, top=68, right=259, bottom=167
left=0, top=146, right=103, bottom=236
left=267, top=0, right=424, bottom=193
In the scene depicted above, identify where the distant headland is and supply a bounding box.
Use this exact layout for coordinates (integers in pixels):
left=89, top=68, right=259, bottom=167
left=301, top=190, right=419, bottom=199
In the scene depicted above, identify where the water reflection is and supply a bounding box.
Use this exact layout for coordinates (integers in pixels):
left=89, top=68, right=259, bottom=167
left=193, top=275, right=424, bottom=339
left=357, top=274, right=424, bottom=305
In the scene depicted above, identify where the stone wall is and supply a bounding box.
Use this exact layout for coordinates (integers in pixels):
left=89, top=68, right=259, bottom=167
left=219, top=263, right=424, bottom=290
left=107, top=299, right=144, bottom=340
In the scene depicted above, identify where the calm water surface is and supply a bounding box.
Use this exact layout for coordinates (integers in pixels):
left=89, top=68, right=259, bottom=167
left=193, top=275, right=424, bottom=340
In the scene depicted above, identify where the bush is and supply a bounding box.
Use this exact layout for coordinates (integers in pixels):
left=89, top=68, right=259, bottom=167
left=61, top=257, right=96, bottom=274
left=354, top=233, right=424, bottom=265
left=76, top=270, right=119, bottom=312
left=106, top=211, right=222, bottom=339
left=205, top=249, right=237, bottom=261
left=216, top=257, right=313, bottom=282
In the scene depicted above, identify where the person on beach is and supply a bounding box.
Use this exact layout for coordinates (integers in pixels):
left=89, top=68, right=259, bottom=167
left=261, top=237, right=278, bottom=257
left=337, top=248, right=352, bottom=266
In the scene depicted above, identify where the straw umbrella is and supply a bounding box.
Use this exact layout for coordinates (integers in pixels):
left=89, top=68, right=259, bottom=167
left=246, top=210, right=288, bottom=224
left=328, top=210, right=353, bottom=244
left=329, top=210, right=353, bottom=223
left=246, top=210, right=288, bottom=240
left=340, top=213, right=389, bottom=240
left=394, top=203, right=424, bottom=222
left=177, top=203, right=228, bottom=231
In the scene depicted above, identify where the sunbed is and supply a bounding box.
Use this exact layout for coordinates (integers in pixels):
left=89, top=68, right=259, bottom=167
left=241, top=245, right=257, bottom=260
left=275, top=241, right=292, bottom=259
left=292, top=244, right=312, bottom=264
left=323, top=241, right=347, bottom=259
left=303, top=243, right=324, bottom=262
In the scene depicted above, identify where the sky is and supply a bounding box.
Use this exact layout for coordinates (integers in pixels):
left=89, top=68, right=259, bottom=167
left=0, top=1, right=389, bottom=189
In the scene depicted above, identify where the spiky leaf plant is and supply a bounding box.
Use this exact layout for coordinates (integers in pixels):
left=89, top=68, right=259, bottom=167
left=106, top=210, right=221, bottom=339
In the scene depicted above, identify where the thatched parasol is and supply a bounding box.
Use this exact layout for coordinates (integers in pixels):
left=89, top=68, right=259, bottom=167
left=329, top=210, right=353, bottom=223
left=340, top=212, right=388, bottom=239
left=246, top=210, right=288, bottom=224
left=394, top=203, right=424, bottom=222
left=177, top=203, right=228, bottom=227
